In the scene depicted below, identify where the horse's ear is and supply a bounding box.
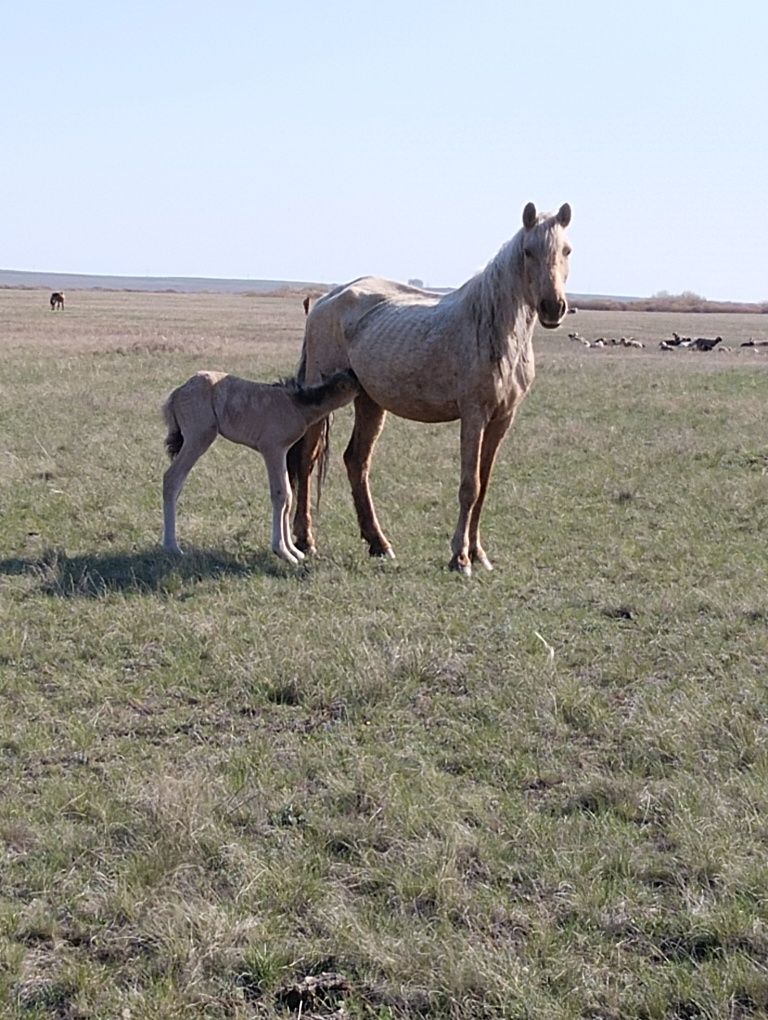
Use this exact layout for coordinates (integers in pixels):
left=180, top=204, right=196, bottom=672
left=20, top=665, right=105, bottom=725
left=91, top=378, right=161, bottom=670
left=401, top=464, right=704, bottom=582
left=556, top=203, right=572, bottom=227
left=523, top=203, right=537, bottom=230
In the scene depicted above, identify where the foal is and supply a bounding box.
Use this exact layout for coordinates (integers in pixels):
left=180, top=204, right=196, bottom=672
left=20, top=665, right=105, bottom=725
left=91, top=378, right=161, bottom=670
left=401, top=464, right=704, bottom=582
left=162, top=369, right=359, bottom=563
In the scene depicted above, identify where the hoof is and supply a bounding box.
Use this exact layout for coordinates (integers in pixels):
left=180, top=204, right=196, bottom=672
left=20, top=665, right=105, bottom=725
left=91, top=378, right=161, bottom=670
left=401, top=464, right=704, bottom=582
left=294, top=539, right=317, bottom=556
left=471, top=549, right=494, bottom=571
left=369, top=544, right=396, bottom=559
left=163, top=543, right=183, bottom=555
left=448, top=555, right=472, bottom=577
left=274, top=546, right=301, bottom=566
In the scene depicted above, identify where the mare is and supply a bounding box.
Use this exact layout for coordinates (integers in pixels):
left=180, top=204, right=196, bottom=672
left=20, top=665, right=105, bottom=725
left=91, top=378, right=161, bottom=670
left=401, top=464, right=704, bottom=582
left=162, top=369, right=359, bottom=564
left=289, top=202, right=572, bottom=575
left=50, top=292, right=65, bottom=310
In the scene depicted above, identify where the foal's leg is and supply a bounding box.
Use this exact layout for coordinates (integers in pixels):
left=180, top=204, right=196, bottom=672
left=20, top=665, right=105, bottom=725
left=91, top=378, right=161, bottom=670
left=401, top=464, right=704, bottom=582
left=264, top=449, right=303, bottom=565
left=449, top=415, right=486, bottom=576
left=162, top=428, right=217, bottom=553
left=291, top=420, right=326, bottom=555
left=343, top=391, right=393, bottom=558
left=280, top=475, right=305, bottom=563
left=467, top=413, right=514, bottom=571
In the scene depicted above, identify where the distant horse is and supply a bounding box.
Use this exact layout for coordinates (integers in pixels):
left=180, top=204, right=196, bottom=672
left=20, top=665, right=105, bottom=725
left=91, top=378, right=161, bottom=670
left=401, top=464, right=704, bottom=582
left=302, top=292, right=325, bottom=316
left=162, top=369, right=359, bottom=563
left=50, top=292, right=64, bottom=310
left=289, top=201, right=572, bottom=575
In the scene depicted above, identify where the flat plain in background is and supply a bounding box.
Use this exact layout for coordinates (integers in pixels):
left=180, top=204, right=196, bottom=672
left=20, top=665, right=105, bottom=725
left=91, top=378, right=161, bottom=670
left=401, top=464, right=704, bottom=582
left=1, top=289, right=768, bottom=1019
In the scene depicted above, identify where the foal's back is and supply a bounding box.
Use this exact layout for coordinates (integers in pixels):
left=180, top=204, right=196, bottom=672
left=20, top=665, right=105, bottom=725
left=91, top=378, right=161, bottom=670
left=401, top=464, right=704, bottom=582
left=212, top=375, right=303, bottom=450
left=168, top=370, right=303, bottom=452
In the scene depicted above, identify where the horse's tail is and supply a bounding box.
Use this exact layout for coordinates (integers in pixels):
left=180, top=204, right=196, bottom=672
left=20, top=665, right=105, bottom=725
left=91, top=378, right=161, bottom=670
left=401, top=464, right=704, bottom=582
left=287, top=337, right=309, bottom=492
left=315, top=417, right=331, bottom=508
left=162, top=391, right=184, bottom=460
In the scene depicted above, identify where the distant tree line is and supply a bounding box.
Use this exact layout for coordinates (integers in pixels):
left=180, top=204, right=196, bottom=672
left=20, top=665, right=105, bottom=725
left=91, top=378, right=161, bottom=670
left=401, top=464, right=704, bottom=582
left=572, top=291, right=768, bottom=314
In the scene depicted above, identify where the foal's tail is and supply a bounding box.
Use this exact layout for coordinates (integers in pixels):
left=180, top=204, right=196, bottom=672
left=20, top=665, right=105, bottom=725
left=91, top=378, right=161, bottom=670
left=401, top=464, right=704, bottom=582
left=162, top=392, right=184, bottom=460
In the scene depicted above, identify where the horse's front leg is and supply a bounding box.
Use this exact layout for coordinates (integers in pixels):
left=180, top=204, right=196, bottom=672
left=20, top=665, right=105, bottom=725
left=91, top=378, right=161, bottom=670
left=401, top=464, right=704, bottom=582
left=290, top=420, right=326, bottom=555
left=468, top=413, right=514, bottom=571
left=343, top=391, right=394, bottom=559
left=449, top=416, right=485, bottom=576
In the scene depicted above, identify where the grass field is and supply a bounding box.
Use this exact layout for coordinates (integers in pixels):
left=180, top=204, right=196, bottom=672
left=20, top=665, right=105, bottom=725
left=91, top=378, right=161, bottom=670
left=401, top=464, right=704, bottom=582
left=1, top=289, right=768, bottom=1019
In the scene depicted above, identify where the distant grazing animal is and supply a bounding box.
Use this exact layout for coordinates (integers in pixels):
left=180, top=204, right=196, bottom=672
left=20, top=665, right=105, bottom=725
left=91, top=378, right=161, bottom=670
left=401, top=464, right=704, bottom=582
left=161, top=369, right=360, bottom=564
left=691, top=336, right=722, bottom=352
left=302, top=292, right=325, bottom=316
left=288, top=201, right=572, bottom=575
left=663, top=333, right=725, bottom=351
left=50, top=292, right=64, bottom=310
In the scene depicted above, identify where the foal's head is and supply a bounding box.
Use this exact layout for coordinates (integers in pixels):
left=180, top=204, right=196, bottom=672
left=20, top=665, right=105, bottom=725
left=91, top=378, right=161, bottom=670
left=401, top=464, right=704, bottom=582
left=520, top=202, right=572, bottom=329
left=292, top=369, right=360, bottom=408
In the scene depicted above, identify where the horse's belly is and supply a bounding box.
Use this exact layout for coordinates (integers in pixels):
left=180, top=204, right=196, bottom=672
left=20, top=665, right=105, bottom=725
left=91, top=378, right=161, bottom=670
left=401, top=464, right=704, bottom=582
left=349, top=341, right=461, bottom=422
left=360, top=377, right=459, bottom=422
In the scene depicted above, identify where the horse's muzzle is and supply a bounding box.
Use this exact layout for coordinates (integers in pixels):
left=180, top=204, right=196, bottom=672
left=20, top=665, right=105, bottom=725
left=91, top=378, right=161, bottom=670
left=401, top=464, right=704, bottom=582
left=538, top=298, right=567, bottom=329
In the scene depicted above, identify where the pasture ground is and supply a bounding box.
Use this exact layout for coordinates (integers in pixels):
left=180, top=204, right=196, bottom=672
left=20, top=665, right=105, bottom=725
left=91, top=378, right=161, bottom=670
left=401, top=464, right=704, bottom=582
left=1, top=290, right=768, bottom=1019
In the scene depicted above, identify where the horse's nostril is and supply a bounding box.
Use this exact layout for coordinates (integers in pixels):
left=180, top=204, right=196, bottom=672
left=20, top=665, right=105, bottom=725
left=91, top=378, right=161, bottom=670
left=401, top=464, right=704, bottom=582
left=539, top=299, right=563, bottom=322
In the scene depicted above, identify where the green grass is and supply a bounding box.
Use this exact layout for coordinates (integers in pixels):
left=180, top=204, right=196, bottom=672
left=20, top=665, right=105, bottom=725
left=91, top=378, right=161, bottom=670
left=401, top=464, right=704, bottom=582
left=1, top=291, right=768, bottom=1018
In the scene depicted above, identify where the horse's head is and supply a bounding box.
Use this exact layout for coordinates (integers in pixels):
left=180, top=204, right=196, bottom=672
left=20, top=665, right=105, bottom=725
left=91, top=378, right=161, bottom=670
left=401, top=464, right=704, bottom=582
left=521, top=202, right=572, bottom=329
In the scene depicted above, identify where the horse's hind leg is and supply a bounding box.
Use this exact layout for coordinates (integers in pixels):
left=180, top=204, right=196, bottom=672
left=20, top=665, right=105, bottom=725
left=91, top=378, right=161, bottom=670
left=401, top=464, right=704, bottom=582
left=291, top=421, right=326, bottom=555
left=343, top=391, right=393, bottom=559
left=162, top=427, right=217, bottom=552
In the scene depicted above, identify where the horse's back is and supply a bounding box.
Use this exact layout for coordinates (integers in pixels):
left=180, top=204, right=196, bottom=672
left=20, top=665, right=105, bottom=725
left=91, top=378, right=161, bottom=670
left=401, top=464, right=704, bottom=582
left=312, top=277, right=440, bottom=333
left=305, top=277, right=468, bottom=421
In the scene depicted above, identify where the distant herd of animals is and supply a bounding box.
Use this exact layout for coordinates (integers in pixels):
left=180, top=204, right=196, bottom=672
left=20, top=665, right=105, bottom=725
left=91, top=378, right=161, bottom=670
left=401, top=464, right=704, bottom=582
left=568, top=329, right=765, bottom=353
left=39, top=203, right=761, bottom=572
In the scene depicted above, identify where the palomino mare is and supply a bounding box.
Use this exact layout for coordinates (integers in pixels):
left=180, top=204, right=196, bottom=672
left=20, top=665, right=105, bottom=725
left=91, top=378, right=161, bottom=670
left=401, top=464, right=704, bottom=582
left=162, top=369, right=359, bottom=564
left=50, top=292, right=65, bottom=310
left=289, top=201, right=572, bottom=575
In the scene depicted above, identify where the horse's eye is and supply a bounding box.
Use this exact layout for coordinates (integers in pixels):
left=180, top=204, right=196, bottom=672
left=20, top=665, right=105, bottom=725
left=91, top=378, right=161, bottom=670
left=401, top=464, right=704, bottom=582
left=563, top=246, right=572, bottom=257
left=524, top=247, right=536, bottom=260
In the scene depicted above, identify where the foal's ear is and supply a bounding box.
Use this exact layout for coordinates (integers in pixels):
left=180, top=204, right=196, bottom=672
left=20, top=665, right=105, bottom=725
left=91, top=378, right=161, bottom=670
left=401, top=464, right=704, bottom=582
left=523, top=202, right=537, bottom=230
left=556, top=203, right=572, bottom=227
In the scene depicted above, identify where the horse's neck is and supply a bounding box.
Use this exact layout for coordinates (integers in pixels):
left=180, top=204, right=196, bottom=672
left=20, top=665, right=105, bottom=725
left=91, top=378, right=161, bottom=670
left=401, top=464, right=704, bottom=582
left=462, top=234, right=536, bottom=362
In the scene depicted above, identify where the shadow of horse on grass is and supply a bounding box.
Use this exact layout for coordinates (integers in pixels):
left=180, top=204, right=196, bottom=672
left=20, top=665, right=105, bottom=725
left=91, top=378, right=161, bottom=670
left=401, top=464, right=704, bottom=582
left=0, top=546, right=299, bottom=598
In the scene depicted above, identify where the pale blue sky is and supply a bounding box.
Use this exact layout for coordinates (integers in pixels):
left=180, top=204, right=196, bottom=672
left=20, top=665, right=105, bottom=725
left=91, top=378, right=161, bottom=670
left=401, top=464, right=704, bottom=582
left=3, top=1, right=766, bottom=300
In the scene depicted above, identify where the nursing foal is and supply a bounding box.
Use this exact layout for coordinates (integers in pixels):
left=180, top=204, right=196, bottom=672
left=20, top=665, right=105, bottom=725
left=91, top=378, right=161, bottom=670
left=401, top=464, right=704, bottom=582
left=162, top=369, right=359, bottom=563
